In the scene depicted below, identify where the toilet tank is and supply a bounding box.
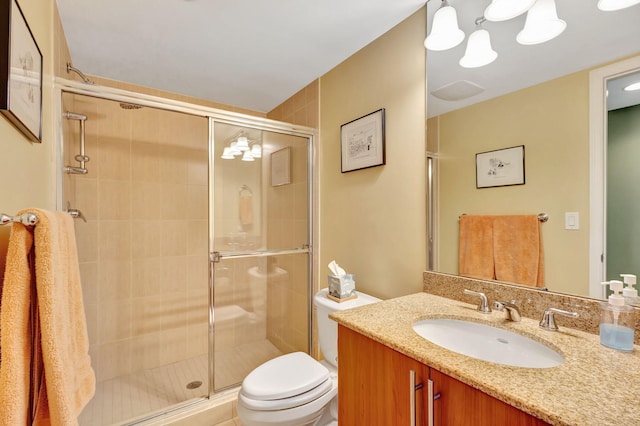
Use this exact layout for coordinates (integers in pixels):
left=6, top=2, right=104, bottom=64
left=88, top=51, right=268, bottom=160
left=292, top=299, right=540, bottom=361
left=313, top=288, right=380, bottom=368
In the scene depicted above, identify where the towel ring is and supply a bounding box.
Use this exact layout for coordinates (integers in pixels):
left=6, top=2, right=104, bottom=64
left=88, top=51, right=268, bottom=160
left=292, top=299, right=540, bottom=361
left=239, top=184, right=253, bottom=196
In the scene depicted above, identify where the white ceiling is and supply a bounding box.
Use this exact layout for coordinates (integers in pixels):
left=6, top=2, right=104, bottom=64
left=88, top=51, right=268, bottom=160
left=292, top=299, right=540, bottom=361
left=55, top=0, right=425, bottom=113
left=426, top=0, right=640, bottom=118
left=56, top=1, right=640, bottom=116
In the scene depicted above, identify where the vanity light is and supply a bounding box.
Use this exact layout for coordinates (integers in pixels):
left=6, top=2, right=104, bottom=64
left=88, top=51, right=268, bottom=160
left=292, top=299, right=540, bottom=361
left=623, top=82, right=640, bottom=91
left=250, top=144, right=262, bottom=158
left=459, top=18, right=497, bottom=68
left=597, top=0, right=640, bottom=11
left=424, top=0, right=465, bottom=51
left=235, top=136, right=250, bottom=151
left=516, top=0, right=566, bottom=45
left=241, top=151, right=255, bottom=161
left=221, top=147, right=235, bottom=159
left=484, top=0, right=536, bottom=22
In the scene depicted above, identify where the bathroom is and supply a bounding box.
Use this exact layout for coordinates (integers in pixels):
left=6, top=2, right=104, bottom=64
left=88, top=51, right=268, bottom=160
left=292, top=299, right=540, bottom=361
left=0, top=1, right=639, bottom=425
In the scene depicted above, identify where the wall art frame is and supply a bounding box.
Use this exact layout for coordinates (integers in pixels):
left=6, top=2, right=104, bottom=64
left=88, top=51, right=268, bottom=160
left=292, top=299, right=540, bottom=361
left=340, top=108, right=385, bottom=173
left=476, top=145, right=525, bottom=188
left=0, top=0, right=43, bottom=143
left=271, top=146, right=291, bottom=186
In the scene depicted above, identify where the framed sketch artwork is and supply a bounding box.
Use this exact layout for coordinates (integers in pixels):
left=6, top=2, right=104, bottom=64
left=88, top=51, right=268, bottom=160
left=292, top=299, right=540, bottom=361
left=476, top=145, right=525, bottom=188
left=340, top=108, right=385, bottom=173
left=0, top=0, right=43, bottom=143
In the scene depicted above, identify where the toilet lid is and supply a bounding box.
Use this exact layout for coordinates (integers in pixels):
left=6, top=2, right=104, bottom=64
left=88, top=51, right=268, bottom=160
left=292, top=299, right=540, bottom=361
left=239, top=376, right=334, bottom=411
left=241, top=352, right=329, bottom=400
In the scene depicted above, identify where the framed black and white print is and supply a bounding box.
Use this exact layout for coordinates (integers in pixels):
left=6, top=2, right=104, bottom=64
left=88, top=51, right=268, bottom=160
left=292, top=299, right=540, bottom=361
left=0, top=0, right=43, bottom=143
left=340, top=108, right=385, bottom=173
left=476, top=145, right=525, bottom=188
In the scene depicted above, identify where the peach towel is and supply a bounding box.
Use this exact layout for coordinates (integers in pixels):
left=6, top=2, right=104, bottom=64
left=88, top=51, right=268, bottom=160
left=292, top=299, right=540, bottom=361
left=458, top=215, right=495, bottom=281
left=239, top=194, right=253, bottom=226
left=458, top=214, right=544, bottom=287
left=0, top=209, right=95, bottom=425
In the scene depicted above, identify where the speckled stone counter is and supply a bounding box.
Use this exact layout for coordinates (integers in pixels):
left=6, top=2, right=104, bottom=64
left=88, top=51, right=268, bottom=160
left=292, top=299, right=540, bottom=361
left=331, top=292, right=640, bottom=426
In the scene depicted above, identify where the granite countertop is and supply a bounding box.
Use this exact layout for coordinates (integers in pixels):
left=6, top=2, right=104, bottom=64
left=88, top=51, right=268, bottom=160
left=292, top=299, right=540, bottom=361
left=330, top=292, right=640, bottom=426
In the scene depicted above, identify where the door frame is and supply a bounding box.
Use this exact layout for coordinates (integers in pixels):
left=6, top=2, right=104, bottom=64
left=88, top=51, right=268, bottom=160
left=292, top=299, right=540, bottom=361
left=589, top=55, right=640, bottom=298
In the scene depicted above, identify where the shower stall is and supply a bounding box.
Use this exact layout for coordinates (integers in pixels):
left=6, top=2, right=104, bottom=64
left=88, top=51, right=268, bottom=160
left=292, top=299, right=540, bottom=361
left=56, top=80, right=315, bottom=425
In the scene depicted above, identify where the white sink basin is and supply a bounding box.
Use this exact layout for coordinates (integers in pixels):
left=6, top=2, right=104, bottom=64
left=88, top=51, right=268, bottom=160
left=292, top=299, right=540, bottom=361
left=412, top=318, right=564, bottom=368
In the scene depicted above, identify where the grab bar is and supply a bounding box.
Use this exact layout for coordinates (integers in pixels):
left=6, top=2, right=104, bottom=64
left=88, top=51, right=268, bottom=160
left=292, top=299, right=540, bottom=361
left=64, top=111, right=89, bottom=175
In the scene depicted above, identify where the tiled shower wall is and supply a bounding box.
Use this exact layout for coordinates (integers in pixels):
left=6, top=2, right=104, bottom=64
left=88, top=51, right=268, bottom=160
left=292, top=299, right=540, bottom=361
left=63, top=94, right=209, bottom=382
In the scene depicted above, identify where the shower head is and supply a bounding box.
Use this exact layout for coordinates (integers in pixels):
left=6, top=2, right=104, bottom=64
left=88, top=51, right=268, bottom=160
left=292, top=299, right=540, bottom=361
left=119, top=102, right=143, bottom=110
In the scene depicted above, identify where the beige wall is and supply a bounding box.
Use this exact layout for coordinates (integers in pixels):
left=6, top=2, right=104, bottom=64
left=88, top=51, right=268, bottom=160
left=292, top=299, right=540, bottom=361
left=436, top=70, right=591, bottom=296
left=0, top=2, right=57, bottom=278
left=318, top=8, right=427, bottom=300
left=268, top=79, right=319, bottom=128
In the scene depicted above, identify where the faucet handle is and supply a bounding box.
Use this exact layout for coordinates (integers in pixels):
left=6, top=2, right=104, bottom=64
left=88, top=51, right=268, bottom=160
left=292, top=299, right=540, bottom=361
left=539, top=307, right=579, bottom=331
left=463, top=289, right=491, bottom=314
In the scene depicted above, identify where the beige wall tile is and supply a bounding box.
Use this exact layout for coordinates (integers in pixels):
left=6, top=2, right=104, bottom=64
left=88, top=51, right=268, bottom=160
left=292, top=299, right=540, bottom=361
left=99, top=220, right=131, bottom=260
left=99, top=179, right=131, bottom=220
left=161, top=220, right=189, bottom=256
left=98, top=260, right=132, bottom=301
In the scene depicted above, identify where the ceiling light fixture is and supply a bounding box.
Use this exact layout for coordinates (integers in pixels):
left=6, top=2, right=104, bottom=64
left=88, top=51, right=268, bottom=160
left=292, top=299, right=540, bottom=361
left=597, top=0, right=640, bottom=11
left=624, top=82, right=640, bottom=91
left=235, top=136, right=250, bottom=151
left=516, top=0, right=566, bottom=45
left=424, top=0, right=465, bottom=51
left=484, top=0, right=536, bottom=22
left=221, top=133, right=262, bottom=160
left=241, top=151, right=255, bottom=162
left=459, top=17, right=497, bottom=68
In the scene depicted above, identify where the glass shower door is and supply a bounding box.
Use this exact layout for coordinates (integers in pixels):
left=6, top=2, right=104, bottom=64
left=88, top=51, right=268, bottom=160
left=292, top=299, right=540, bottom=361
left=211, top=121, right=311, bottom=392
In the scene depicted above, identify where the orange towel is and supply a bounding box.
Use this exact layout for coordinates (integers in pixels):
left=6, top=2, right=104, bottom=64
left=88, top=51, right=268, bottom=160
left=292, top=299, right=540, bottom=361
left=458, top=215, right=495, bottom=281
left=458, top=214, right=544, bottom=287
left=239, top=194, right=253, bottom=226
left=493, top=215, right=544, bottom=287
left=0, top=209, right=95, bottom=425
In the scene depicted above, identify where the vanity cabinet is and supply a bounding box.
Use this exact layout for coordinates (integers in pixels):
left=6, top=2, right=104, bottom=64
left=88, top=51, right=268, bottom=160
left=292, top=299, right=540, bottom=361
left=338, top=325, right=549, bottom=426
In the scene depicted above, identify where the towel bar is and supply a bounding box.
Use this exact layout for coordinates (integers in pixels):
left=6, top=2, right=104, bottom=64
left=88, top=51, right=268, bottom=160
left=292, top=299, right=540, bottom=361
left=0, top=212, right=39, bottom=226
left=459, top=212, right=549, bottom=222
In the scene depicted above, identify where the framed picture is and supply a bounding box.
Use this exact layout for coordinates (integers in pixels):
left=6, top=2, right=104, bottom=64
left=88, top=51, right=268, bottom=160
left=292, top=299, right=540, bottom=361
left=340, top=108, right=385, bottom=173
left=271, top=146, right=291, bottom=186
left=476, top=145, right=525, bottom=188
left=0, top=0, right=43, bottom=143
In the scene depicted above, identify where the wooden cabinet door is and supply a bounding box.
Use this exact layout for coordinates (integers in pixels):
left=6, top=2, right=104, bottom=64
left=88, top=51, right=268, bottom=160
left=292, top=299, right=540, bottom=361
left=431, top=369, right=549, bottom=426
left=338, top=325, right=428, bottom=425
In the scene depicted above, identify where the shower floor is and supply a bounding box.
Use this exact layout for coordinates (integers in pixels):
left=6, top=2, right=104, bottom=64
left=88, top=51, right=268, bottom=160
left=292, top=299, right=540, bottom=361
left=79, top=340, right=282, bottom=426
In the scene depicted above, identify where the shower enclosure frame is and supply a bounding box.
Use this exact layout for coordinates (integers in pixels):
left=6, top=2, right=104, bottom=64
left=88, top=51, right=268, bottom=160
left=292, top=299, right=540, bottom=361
left=53, top=77, right=318, bottom=423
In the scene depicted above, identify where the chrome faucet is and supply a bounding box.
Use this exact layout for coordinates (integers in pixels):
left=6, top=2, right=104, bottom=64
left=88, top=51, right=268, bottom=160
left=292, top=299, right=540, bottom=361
left=463, top=289, right=491, bottom=313
left=492, top=301, right=521, bottom=322
left=539, top=307, right=579, bottom=331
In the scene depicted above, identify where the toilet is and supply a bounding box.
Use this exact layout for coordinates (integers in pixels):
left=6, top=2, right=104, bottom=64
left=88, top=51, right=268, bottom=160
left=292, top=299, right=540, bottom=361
left=237, top=288, right=380, bottom=426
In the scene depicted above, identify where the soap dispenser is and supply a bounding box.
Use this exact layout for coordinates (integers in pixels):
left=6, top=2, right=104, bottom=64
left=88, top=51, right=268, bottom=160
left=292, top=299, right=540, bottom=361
left=621, top=274, right=639, bottom=305
left=600, top=280, right=635, bottom=351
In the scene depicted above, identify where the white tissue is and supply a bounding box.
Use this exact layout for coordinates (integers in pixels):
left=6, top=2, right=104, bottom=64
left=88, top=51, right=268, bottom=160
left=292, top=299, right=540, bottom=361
left=328, top=260, right=346, bottom=277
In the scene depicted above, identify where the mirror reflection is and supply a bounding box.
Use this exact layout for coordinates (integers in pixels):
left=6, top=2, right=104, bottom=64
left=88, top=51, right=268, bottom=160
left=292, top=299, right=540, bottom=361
left=426, top=1, right=640, bottom=299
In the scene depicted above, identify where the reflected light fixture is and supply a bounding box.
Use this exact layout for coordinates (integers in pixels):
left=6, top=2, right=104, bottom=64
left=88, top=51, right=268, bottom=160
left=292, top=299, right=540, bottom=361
left=459, top=17, right=497, bottom=68
left=221, top=147, right=235, bottom=159
left=516, top=0, right=566, bottom=45
left=241, top=151, right=255, bottom=161
left=624, top=82, right=640, bottom=91
left=425, top=0, right=465, bottom=51
left=597, top=0, right=640, bottom=10
left=250, top=144, right=262, bottom=158
left=235, top=136, right=250, bottom=151
left=484, top=0, right=535, bottom=21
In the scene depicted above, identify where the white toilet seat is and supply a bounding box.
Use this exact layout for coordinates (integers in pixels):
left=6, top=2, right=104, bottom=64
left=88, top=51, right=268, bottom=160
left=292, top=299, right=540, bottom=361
left=239, top=377, right=333, bottom=410
left=241, top=352, right=330, bottom=401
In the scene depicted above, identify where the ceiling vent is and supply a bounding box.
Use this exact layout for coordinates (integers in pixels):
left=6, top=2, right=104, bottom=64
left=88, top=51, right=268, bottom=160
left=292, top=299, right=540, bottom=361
left=430, top=80, right=485, bottom=101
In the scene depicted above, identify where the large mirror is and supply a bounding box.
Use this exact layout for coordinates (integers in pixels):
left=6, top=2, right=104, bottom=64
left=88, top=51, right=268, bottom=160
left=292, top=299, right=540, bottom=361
left=426, top=0, right=640, bottom=299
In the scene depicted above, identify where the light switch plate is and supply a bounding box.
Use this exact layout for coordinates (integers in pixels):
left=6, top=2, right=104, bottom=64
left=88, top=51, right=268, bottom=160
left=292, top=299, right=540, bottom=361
left=565, top=212, right=579, bottom=230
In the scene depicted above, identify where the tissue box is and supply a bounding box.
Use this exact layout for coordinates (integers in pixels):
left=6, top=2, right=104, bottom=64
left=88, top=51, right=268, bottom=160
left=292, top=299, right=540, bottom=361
left=328, top=274, right=356, bottom=300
